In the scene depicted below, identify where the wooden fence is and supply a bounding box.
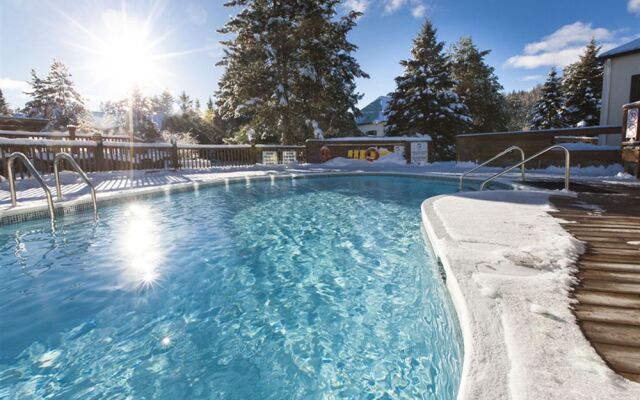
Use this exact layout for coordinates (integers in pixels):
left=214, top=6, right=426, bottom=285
left=0, top=129, right=136, bottom=143
left=456, top=125, right=622, bottom=168
left=0, top=137, right=306, bottom=179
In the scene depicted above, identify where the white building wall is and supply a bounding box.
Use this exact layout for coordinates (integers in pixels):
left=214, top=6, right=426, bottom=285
left=600, top=53, right=640, bottom=126
left=357, top=122, right=386, bottom=137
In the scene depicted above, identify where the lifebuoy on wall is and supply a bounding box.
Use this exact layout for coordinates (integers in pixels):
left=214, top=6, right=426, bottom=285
left=320, top=145, right=332, bottom=162
left=365, top=147, right=380, bottom=162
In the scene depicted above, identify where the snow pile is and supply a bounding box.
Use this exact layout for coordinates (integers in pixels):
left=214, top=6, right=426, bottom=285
left=560, top=143, right=620, bottom=151
left=422, top=190, right=640, bottom=399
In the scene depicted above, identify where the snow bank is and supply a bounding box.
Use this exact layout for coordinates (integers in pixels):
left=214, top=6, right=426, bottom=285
left=422, top=191, right=640, bottom=399
left=322, top=152, right=408, bottom=167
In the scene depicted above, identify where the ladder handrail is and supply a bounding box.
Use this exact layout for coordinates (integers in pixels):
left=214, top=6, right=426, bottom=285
left=54, top=152, right=98, bottom=219
left=459, top=146, right=525, bottom=189
left=480, top=145, right=571, bottom=191
left=7, top=152, right=56, bottom=223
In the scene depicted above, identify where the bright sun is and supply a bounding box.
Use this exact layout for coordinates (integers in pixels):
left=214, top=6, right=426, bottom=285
left=86, top=10, right=165, bottom=98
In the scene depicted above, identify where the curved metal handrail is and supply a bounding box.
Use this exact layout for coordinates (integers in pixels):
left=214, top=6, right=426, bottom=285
left=480, top=145, right=571, bottom=191
left=54, top=152, right=98, bottom=219
left=7, top=152, right=56, bottom=223
left=459, top=146, right=525, bottom=189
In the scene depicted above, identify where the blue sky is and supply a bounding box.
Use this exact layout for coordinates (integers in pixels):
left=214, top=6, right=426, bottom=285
left=1, top=0, right=639, bottom=111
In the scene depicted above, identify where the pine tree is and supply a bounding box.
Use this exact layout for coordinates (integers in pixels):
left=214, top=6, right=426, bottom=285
left=385, top=19, right=471, bottom=160
left=178, top=91, right=193, bottom=114
left=450, top=37, right=508, bottom=132
left=0, top=88, right=11, bottom=115
left=23, top=60, right=88, bottom=129
left=215, top=0, right=368, bottom=144
left=101, top=88, right=160, bottom=141
left=561, top=39, right=603, bottom=126
left=529, top=68, right=566, bottom=130
left=505, top=86, right=542, bottom=131
left=151, top=90, right=174, bottom=115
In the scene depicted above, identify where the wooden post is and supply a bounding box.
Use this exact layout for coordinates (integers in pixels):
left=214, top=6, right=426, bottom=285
left=171, top=140, right=180, bottom=170
left=251, top=143, right=258, bottom=164
left=404, top=142, right=412, bottom=164
left=68, top=125, right=78, bottom=155
left=93, top=133, right=104, bottom=171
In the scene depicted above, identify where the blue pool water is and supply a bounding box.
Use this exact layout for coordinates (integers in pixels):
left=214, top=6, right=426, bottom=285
left=0, top=175, right=463, bottom=399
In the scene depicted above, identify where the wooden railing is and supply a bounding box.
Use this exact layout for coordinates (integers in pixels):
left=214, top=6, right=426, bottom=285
left=0, top=129, right=135, bottom=143
left=0, top=137, right=306, bottom=179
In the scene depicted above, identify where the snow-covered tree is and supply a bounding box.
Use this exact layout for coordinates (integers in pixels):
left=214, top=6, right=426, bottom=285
left=450, top=37, right=508, bottom=132
left=23, top=60, right=89, bottom=129
left=529, top=68, right=566, bottom=130
left=385, top=19, right=471, bottom=160
left=561, top=39, right=603, bottom=126
left=151, top=90, right=174, bottom=115
left=505, top=86, right=542, bottom=131
left=101, top=87, right=160, bottom=141
left=0, top=88, right=12, bottom=115
left=215, top=0, right=368, bottom=144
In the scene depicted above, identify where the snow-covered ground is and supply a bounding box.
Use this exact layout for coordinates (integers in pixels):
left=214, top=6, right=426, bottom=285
left=422, top=190, right=640, bottom=399
left=1, top=161, right=639, bottom=399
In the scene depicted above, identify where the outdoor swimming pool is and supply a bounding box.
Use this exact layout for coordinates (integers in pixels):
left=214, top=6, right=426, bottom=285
left=0, top=175, right=463, bottom=399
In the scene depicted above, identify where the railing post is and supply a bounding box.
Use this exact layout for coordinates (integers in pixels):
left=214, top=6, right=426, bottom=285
left=68, top=125, right=78, bottom=156
left=171, top=140, right=180, bottom=170
left=93, top=133, right=104, bottom=171
left=251, top=143, right=258, bottom=164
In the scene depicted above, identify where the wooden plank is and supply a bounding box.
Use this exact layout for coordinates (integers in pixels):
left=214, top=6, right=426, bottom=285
left=591, top=342, right=640, bottom=374
left=575, top=290, right=640, bottom=308
left=581, top=321, right=640, bottom=347
left=620, top=372, right=640, bottom=383
left=578, top=270, right=640, bottom=284
left=581, top=261, right=640, bottom=272
left=574, top=304, right=640, bottom=326
left=579, top=279, right=640, bottom=295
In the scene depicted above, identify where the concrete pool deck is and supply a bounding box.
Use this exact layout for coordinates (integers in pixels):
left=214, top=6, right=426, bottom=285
left=1, top=163, right=640, bottom=399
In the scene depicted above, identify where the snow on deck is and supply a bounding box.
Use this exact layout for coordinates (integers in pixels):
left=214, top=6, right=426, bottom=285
left=422, top=190, right=640, bottom=399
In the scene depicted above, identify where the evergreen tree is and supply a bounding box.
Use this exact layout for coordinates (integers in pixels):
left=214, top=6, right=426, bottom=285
left=0, top=88, right=11, bottom=115
left=151, top=90, right=174, bottom=115
left=505, top=86, right=542, bottom=131
left=529, top=68, right=566, bottom=130
left=101, top=88, right=160, bottom=141
left=450, top=37, right=508, bottom=132
left=561, top=39, right=603, bottom=126
left=216, top=0, right=368, bottom=144
left=385, top=19, right=471, bottom=160
left=178, top=91, right=193, bottom=114
left=23, top=60, right=88, bottom=129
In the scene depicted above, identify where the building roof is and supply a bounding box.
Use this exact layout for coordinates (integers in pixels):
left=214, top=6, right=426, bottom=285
left=598, top=38, right=640, bottom=60
left=356, top=96, right=391, bottom=125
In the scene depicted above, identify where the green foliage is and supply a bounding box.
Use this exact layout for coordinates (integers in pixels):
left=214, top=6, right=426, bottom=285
left=0, top=88, right=11, bottom=115
left=450, top=37, right=508, bottom=133
left=561, top=39, right=603, bottom=126
left=215, top=0, right=368, bottom=144
left=385, top=19, right=471, bottom=161
left=504, top=87, right=542, bottom=131
left=529, top=68, right=566, bottom=130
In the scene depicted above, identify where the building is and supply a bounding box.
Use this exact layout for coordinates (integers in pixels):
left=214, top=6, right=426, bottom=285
left=356, top=96, right=390, bottom=136
left=599, top=38, right=640, bottom=129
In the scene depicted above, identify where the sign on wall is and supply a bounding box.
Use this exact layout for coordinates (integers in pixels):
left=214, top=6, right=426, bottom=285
left=410, top=142, right=429, bottom=164
left=627, top=108, right=639, bottom=141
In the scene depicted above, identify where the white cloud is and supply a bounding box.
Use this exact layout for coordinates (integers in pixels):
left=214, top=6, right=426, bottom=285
left=411, top=4, right=427, bottom=18
left=0, top=77, right=29, bottom=93
left=629, top=0, right=640, bottom=15
left=383, top=0, right=426, bottom=19
left=344, top=0, right=369, bottom=13
left=522, top=75, right=544, bottom=82
left=384, top=0, right=406, bottom=14
left=506, top=22, right=630, bottom=69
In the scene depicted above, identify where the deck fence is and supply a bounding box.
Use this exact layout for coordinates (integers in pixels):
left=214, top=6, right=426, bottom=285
left=0, top=135, right=306, bottom=179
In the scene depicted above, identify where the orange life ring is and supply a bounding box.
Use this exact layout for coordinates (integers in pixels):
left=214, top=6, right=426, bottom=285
left=319, top=145, right=332, bottom=162
left=365, top=147, right=380, bottom=162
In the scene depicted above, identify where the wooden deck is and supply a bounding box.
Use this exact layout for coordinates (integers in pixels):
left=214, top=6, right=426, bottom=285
left=549, top=184, right=640, bottom=383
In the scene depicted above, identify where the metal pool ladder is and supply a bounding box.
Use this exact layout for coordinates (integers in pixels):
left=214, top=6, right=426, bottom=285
left=54, top=152, right=98, bottom=219
left=480, top=145, right=571, bottom=191
left=7, top=152, right=56, bottom=223
left=459, top=146, right=525, bottom=189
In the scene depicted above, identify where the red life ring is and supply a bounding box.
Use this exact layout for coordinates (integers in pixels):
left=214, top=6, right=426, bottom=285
left=365, top=147, right=380, bottom=162
left=319, top=145, right=332, bottom=162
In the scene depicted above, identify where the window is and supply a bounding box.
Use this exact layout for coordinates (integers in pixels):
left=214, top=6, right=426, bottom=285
left=630, top=74, right=640, bottom=103
left=282, top=150, right=297, bottom=164
left=261, top=151, right=278, bottom=165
